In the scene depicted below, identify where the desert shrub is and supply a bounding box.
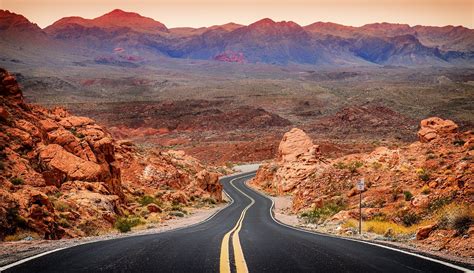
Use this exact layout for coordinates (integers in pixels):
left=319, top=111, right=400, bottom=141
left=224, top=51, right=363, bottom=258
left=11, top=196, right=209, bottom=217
left=0, top=162, right=4, bottom=170
left=333, top=161, right=363, bottom=173
left=4, top=231, right=40, bottom=242
left=114, top=216, right=142, bottom=233
left=202, top=197, right=216, bottom=205
left=301, top=201, right=346, bottom=223
left=371, top=212, right=388, bottom=221
left=452, top=139, right=465, bottom=146
left=428, top=196, right=451, bottom=212
left=400, top=211, right=420, bottom=227
left=138, top=195, right=161, bottom=207
left=371, top=162, right=382, bottom=170
left=436, top=203, right=473, bottom=236
left=403, top=191, right=413, bottom=201
left=416, top=168, right=430, bottom=182
left=57, top=218, right=71, bottom=228
left=10, top=177, right=24, bottom=185
left=452, top=214, right=473, bottom=235
left=78, top=220, right=101, bottom=236
left=348, top=161, right=363, bottom=173
left=53, top=201, right=70, bottom=212
left=169, top=211, right=185, bottom=217
left=69, top=128, right=85, bottom=139
left=333, top=162, right=346, bottom=169
left=425, top=154, right=436, bottom=160
left=421, top=185, right=431, bottom=195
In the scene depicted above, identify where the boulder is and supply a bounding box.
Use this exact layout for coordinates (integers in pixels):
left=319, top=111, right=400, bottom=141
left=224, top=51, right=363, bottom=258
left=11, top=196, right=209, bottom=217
left=147, top=203, right=162, bottom=213
left=278, top=128, right=320, bottom=163
left=418, top=117, right=458, bottom=143
left=195, top=170, right=222, bottom=202
left=39, top=144, right=106, bottom=182
left=416, top=224, right=436, bottom=240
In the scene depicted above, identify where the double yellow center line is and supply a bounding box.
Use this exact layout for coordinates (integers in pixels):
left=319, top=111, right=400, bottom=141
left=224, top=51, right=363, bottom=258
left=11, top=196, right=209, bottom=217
left=220, top=177, right=255, bottom=273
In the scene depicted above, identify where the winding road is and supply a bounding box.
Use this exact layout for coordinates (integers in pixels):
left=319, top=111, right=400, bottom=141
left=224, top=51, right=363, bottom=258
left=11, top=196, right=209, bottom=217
left=2, top=172, right=472, bottom=273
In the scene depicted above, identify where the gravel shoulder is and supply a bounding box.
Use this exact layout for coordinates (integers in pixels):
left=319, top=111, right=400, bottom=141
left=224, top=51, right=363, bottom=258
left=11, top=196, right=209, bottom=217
left=0, top=204, right=225, bottom=267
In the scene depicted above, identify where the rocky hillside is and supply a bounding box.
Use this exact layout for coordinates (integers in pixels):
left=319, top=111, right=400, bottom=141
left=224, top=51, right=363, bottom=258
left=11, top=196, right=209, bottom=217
left=251, top=118, right=473, bottom=257
left=0, top=68, right=222, bottom=240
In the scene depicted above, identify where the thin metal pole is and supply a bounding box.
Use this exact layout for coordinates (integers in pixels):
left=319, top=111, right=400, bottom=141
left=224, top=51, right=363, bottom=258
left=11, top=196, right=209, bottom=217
left=359, top=190, right=362, bottom=234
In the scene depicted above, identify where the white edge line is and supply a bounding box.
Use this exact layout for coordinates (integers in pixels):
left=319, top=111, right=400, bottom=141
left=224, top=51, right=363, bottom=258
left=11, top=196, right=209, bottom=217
left=244, top=180, right=473, bottom=273
left=0, top=172, right=255, bottom=272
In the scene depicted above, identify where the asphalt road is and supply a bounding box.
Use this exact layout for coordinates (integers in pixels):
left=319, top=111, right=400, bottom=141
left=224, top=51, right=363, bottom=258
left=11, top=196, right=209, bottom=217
left=2, top=172, right=472, bottom=273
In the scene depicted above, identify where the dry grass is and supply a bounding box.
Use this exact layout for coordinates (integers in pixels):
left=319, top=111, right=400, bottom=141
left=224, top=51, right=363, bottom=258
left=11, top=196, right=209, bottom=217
left=435, top=203, right=473, bottom=235
left=342, top=219, right=433, bottom=237
left=4, top=230, right=41, bottom=242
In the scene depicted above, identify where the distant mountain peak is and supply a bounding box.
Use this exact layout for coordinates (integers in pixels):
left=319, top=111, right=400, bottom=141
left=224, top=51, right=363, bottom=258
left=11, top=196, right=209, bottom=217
left=250, top=18, right=276, bottom=27
left=0, top=9, right=43, bottom=34
left=45, top=9, right=168, bottom=34
left=100, top=9, right=142, bottom=18
left=248, top=18, right=302, bottom=30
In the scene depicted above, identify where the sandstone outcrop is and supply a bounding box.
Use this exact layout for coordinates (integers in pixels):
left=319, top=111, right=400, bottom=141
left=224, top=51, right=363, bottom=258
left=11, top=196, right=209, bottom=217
left=0, top=68, right=223, bottom=240
left=417, top=117, right=458, bottom=143
left=253, top=128, right=325, bottom=194
left=251, top=119, right=473, bottom=257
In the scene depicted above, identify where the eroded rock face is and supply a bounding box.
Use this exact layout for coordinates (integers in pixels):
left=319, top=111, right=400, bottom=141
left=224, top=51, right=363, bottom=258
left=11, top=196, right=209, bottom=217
left=0, top=68, right=223, bottom=240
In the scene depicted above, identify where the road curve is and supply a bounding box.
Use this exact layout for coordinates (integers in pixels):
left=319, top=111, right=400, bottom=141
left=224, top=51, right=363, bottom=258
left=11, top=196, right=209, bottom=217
left=2, top=172, right=472, bottom=273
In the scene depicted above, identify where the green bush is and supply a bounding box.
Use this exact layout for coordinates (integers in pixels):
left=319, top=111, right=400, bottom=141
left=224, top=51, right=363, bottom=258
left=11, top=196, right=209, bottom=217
left=301, top=201, right=346, bottom=223
left=114, top=216, right=142, bottom=233
left=348, top=161, right=364, bottom=173
left=78, top=220, right=100, bottom=236
left=421, top=185, right=431, bottom=195
left=138, top=195, right=161, bottom=206
left=10, top=177, right=24, bottom=185
left=428, top=197, right=451, bottom=212
left=69, top=128, right=85, bottom=139
left=417, top=168, right=430, bottom=182
left=202, top=197, right=216, bottom=205
left=333, top=161, right=363, bottom=173
left=403, top=191, right=413, bottom=201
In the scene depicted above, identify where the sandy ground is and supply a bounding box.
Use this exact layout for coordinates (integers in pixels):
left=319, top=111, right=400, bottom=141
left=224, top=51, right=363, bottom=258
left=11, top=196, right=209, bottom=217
left=266, top=192, right=474, bottom=267
left=232, top=164, right=260, bottom=173
left=0, top=204, right=225, bottom=267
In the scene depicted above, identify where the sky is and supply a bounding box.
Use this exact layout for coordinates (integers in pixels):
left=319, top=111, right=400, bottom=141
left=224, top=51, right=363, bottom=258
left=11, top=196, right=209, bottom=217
left=1, top=0, right=473, bottom=29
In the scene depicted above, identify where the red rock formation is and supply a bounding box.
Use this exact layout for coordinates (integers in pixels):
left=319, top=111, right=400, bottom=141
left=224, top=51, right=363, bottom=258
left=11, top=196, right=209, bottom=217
left=214, top=51, right=246, bottom=63
left=0, top=68, right=222, bottom=240
left=252, top=128, right=325, bottom=194
left=417, top=117, right=458, bottom=143
left=251, top=119, right=473, bottom=256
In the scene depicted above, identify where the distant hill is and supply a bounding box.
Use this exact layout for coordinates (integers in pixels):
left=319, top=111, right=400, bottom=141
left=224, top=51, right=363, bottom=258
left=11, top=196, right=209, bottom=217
left=1, top=9, right=473, bottom=66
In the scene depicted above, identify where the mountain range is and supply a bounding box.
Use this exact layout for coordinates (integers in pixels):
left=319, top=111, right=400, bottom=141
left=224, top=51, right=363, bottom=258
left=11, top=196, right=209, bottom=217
left=1, top=9, right=473, bottom=66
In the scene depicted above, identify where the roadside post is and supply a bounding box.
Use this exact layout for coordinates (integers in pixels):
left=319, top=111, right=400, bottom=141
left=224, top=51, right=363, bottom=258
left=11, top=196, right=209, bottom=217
left=356, top=178, right=365, bottom=234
